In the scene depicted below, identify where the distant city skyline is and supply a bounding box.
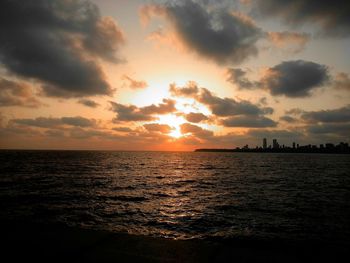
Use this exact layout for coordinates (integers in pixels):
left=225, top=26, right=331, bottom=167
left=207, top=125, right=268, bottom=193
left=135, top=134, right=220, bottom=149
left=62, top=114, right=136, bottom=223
left=246, top=137, right=349, bottom=150
left=196, top=140, right=350, bottom=153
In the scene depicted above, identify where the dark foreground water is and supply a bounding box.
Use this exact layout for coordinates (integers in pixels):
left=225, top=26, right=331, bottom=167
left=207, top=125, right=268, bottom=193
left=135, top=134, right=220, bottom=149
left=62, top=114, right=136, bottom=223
left=1, top=150, right=350, bottom=242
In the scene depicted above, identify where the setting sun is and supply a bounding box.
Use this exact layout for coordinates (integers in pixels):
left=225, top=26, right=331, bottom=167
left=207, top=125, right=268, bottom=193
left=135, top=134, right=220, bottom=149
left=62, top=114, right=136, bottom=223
left=168, top=127, right=182, bottom=139
left=157, top=114, right=185, bottom=139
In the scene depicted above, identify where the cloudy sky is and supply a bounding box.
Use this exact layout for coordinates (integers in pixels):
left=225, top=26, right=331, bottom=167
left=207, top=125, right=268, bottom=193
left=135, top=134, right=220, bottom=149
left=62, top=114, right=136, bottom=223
left=0, top=0, right=349, bottom=150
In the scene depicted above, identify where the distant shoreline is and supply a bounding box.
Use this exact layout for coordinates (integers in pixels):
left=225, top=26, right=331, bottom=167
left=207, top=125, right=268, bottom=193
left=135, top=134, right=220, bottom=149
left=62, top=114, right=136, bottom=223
left=195, top=148, right=350, bottom=154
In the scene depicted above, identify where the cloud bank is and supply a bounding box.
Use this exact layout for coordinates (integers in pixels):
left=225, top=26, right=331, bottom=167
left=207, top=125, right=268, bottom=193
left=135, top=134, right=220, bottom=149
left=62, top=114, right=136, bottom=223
left=261, top=60, right=329, bottom=97
left=0, top=0, right=125, bottom=98
left=252, top=0, right=350, bottom=37
left=110, top=99, right=177, bottom=122
left=228, top=60, right=330, bottom=98
left=0, top=78, right=42, bottom=108
left=12, top=116, right=96, bottom=128
left=140, top=0, right=262, bottom=64
left=170, top=82, right=276, bottom=128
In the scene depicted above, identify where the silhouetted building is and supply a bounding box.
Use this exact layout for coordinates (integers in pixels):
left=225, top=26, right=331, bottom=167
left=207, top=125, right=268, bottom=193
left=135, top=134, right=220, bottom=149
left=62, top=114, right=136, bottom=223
left=196, top=140, right=349, bottom=154
left=273, top=139, right=279, bottom=149
left=339, top=142, right=348, bottom=150
left=326, top=143, right=334, bottom=149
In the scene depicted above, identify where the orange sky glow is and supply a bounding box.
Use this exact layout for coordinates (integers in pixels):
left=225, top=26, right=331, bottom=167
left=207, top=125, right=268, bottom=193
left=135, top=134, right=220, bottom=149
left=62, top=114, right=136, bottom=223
left=0, top=0, right=349, bottom=151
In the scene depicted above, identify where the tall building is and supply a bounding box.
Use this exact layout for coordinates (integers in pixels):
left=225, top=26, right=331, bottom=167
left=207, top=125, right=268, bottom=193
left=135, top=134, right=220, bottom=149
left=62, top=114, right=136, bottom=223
left=263, top=138, right=267, bottom=149
left=273, top=139, right=279, bottom=149
left=293, top=142, right=296, bottom=149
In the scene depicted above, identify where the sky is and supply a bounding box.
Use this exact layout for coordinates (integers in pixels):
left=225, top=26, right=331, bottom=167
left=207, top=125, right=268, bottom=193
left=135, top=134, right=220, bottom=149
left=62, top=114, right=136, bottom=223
left=0, top=0, right=349, bottom=151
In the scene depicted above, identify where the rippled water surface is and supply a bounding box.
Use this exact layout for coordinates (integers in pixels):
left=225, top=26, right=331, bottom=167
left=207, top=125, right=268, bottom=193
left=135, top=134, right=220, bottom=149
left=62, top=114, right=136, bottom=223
left=1, top=150, right=350, bottom=241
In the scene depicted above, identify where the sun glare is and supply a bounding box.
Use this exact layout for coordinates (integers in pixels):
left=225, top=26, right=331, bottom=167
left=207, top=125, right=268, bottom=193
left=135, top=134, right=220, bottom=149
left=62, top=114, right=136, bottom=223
left=157, top=114, right=185, bottom=139
left=169, top=127, right=182, bottom=138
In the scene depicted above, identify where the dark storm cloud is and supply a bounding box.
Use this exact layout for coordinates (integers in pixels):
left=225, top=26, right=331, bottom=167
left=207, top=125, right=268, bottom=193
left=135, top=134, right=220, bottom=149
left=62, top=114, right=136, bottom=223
left=261, top=60, right=329, bottom=97
left=110, top=103, right=156, bottom=122
left=169, top=82, right=276, bottom=128
left=180, top=123, right=213, bottom=139
left=198, top=88, right=270, bottom=116
left=0, top=0, right=125, bottom=98
left=184, top=112, right=209, bottom=123
left=143, top=123, right=173, bottom=133
left=141, top=0, right=262, bottom=64
left=141, top=99, right=177, bottom=115
left=279, top=115, right=297, bottom=123
left=61, top=117, right=95, bottom=127
left=77, top=99, right=100, bottom=108
left=227, top=60, right=330, bottom=98
left=307, top=123, right=350, bottom=136
left=13, top=118, right=62, bottom=128
left=220, top=116, right=277, bottom=128
left=110, top=99, right=177, bottom=122
left=252, top=0, right=350, bottom=37
left=0, top=77, right=42, bottom=108
left=13, top=116, right=95, bottom=128
left=169, top=82, right=199, bottom=97
left=301, top=105, right=350, bottom=123
left=226, top=68, right=259, bottom=90
left=0, top=125, right=42, bottom=138
left=112, top=127, right=134, bottom=133
left=282, top=105, right=350, bottom=139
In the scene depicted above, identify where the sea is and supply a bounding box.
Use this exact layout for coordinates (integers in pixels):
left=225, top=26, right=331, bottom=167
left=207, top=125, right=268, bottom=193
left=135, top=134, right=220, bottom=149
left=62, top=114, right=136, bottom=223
left=1, top=150, right=350, bottom=243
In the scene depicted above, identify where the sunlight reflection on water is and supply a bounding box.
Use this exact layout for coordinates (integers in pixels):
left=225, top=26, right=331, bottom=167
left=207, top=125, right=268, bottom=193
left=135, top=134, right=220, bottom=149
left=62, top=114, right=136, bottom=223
left=1, top=151, right=350, bottom=241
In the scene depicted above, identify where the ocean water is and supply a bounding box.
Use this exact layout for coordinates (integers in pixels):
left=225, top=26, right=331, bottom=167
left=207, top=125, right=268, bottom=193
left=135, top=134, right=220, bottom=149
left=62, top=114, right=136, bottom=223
left=1, top=150, right=350, bottom=242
